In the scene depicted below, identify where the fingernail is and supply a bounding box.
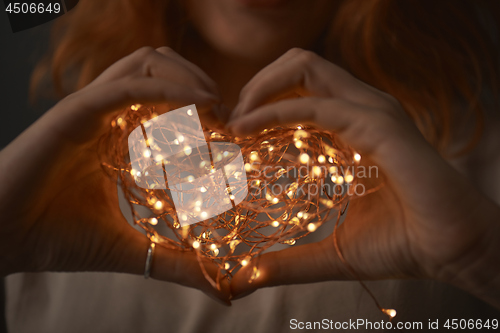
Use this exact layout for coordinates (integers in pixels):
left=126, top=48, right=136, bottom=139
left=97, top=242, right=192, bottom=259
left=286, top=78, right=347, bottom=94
left=230, top=289, right=256, bottom=301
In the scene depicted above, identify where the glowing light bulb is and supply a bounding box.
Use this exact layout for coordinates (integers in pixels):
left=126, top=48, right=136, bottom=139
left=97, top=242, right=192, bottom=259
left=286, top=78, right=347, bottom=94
left=312, top=166, right=322, bottom=177
left=178, top=134, right=185, bottom=143
left=187, top=175, right=195, bottom=182
left=131, top=104, right=141, bottom=111
left=382, top=308, right=397, bottom=319
left=143, top=149, right=151, bottom=158
left=345, top=174, right=354, bottom=183
left=154, top=201, right=163, bottom=210
left=201, top=211, right=208, bottom=219
left=187, top=109, right=193, bottom=116
left=184, top=145, right=192, bottom=156
left=250, top=151, right=259, bottom=161
left=293, top=129, right=309, bottom=139
left=299, top=153, right=310, bottom=164
left=224, top=262, right=231, bottom=270
left=229, top=239, right=241, bottom=250
left=149, top=217, right=158, bottom=225
left=276, top=168, right=286, bottom=177
left=250, top=266, right=260, bottom=281
left=318, top=155, right=326, bottom=163
left=192, top=241, right=200, bottom=249
left=240, top=257, right=251, bottom=266
left=271, top=221, right=280, bottom=227
left=354, top=153, right=361, bottom=162
left=307, top=223, right=317, bottom=232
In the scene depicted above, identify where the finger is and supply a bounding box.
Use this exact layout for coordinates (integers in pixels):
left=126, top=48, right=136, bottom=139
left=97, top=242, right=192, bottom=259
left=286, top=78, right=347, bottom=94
left=90, top=46, right=222, bottom=129
left=232, top=48, right=365, bottom=120
left=114, top=228, right=231, bottom=305
left=228, top=97, right=365, bottom=143
left=93, top=47, right=219, bottom=97
left=155, top=47, right=220, bottom=96
left=152, top=47, right=225, bottom=128
left=43, top=77, right=219, bottom=143
left=226, top=97, right=441, bottom=194
left=230, top=237, right=347, bottom=300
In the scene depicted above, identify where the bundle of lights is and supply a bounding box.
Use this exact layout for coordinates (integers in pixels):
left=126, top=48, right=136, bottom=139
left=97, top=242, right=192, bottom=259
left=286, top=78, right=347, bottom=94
left=101, top=104, right=396, bottom=319
left=101, top=104, right=379, bottom=291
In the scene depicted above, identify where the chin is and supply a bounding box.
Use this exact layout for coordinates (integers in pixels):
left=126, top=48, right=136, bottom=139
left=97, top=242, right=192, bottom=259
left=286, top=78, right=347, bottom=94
left=213, top=33, right=296, bottom=62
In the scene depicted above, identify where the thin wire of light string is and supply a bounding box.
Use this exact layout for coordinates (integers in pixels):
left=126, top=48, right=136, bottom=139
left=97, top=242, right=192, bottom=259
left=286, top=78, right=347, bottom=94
left=99, top=104, right=394, bottom=319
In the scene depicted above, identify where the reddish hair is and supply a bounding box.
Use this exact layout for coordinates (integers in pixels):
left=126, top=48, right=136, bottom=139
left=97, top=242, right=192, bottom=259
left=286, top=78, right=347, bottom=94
left=32, top=0, right=500, bottom=155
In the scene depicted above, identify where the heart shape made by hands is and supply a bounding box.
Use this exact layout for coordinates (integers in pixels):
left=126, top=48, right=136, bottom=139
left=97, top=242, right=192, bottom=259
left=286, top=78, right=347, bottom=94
left=101, top=103, right=361, bottom=287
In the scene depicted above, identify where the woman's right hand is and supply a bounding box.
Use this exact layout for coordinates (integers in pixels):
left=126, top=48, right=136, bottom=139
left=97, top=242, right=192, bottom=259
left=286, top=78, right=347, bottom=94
left=0, top=46, right=231, bottom=305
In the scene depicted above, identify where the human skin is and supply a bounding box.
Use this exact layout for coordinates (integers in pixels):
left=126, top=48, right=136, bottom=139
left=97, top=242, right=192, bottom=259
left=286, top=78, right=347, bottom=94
left=0, top=46, right=231, bottom=305
left=183, top=0, right=500, bottom=308
left=1, top=0, right=500, bottom=310
left=225, top=48, right=500, bottom=309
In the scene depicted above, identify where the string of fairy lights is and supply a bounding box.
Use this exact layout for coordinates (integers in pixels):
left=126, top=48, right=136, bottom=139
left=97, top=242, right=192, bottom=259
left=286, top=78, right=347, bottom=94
left=99, top=104, right=396, bottom=320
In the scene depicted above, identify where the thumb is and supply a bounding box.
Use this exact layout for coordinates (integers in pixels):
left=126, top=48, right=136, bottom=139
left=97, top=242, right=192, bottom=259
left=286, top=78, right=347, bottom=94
left=230, top=237, right=350, bottom=300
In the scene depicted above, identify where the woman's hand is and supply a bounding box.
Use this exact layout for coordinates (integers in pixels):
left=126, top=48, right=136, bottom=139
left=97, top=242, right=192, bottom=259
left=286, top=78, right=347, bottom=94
left=0, top=46, right=231, bottom=305
left=227, top=48, right=500, bottom=308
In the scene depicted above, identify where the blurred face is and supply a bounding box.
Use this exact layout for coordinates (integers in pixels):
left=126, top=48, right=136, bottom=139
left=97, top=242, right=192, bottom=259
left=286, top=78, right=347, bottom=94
left=184, top=0, right=337, bottom=63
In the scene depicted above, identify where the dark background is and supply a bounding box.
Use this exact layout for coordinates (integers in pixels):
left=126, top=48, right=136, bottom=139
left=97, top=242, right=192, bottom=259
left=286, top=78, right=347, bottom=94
left=1, top=12, right=56, bottom=333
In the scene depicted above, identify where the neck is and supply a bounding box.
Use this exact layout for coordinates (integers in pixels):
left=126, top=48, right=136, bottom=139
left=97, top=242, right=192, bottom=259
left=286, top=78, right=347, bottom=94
left=180, top=28, right=272, bottom=111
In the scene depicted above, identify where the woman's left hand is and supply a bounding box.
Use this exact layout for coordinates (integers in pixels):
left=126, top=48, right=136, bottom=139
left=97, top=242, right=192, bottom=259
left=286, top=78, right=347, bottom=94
left=226, top=48, right=500, bottom=308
